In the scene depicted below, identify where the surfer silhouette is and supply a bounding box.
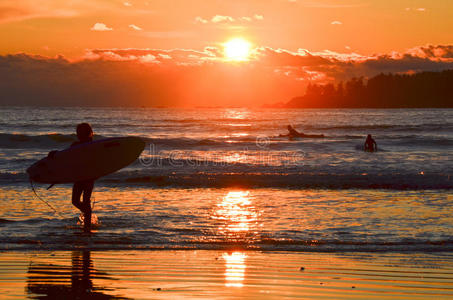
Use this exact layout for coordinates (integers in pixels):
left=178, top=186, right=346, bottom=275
left=279, top=125, right=324, bottom=139
left=364, top=134, right=377, bottom=152
left=70, top=123, right=95, bottom=231
left=47, top=123, right=94, bottom=231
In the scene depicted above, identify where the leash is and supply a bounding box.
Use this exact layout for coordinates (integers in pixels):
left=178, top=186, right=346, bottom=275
left=29, top=178, right=64, bottom=218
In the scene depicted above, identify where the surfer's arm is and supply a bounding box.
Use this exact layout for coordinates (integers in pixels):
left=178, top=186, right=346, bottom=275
left=48, top=141, right=79, bottom=158
left=48, top=141, right=78, bottom=158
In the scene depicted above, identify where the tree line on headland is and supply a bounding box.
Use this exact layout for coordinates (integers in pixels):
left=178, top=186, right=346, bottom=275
left=281, top=70, right=453, bottom=108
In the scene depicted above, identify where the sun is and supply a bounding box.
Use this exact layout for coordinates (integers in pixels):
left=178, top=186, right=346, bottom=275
left=224, top=38, right=252, bottom=61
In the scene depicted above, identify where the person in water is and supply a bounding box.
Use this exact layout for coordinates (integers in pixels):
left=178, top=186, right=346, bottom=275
left=49, top=123, right=95, bottom=231
left=280, top=125, right=324, bottom=139
left=364, top=134, right=377, bottom=152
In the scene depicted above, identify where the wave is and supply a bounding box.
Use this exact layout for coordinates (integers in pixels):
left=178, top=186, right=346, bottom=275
left=3, top=132, right=451, bottom=151
left=2, top=233, right=452, bottom=252
left=0, top=133, right=266, bottom=149
left=0, top=133, right=79, bottom=148
left=0, top=133, right=292, bottom=150
left=159, top=118, right=276, bottom=123
left=303, top=123, right=453, bottom=132
left=6, top=169, right=450, bottom=190
left=104, top=172, right=453, bottom=190
left=392, top=136, right=453, bottom=147
left=0, top=218, right=15, bottom=224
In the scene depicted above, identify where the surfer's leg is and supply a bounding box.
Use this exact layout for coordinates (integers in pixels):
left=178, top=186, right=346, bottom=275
left=72, top=182, right=84, bottom=212
left=81, top=180, right=94, bottom=231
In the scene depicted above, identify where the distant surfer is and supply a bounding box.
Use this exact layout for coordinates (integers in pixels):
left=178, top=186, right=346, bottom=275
left=48, top=123, right=95, bottom=231
left=279, top=125, right=324, bottom=139
left=364, top=134, right=377, bottom=152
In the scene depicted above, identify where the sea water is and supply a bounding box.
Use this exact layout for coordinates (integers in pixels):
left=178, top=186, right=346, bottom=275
left=0, top=107, right=452, bottom=251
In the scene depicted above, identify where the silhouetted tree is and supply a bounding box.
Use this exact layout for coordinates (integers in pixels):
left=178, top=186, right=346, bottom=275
left=285, top=70, right=453, bottom=108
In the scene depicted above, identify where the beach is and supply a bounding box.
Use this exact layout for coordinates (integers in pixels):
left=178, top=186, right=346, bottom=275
left=0, top=107, right=452, bottom=298
left=2, top=250, right=453, bottom=299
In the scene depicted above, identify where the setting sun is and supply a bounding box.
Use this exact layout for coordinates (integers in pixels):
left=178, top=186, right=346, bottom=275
left=224, top=38, right=252, bottom=61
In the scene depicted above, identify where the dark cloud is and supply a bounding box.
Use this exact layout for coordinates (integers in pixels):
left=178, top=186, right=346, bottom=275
left=322, top=53, right=453, bottom=81
left=0, top=45, right=452, bottom=107
left=253, top=47, right=334, bottom=67
left=408, top=45, right=453, bottom=59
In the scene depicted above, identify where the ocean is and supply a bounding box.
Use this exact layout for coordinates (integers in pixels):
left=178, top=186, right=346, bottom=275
left=0, top=107, right=452, bottom=252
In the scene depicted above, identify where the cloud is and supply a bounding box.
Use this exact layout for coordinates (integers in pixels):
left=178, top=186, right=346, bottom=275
left=159, top=53, right=172, bottom=59
left=194, top=16, right=208, bottom=24
left=406, top=45, right=453, bottom=60
left=254, top=14, right=264, bottom=20
left=1, top=44, right=452, bottom=107
left=211, top=15, right=235, bottom=23
left=129, top=24, right=142, bottom=31
left=86, top=47, right=222, bottom=63
left=85, top=44, right=453, bottom=90
left=405, top=7, right=427, bottom=12
left=196, top=14, right=263, bottom=24
left=331, top=21, right=342, bottom=25
left=299, top=1, right=367, bottom=8
left=240, top=17, right=252, bottom=22
left=139, top=54, right=158, bottom=63
left=91, top=23, right=113, bottom=31
left=81, top=44, right=453, bottom=80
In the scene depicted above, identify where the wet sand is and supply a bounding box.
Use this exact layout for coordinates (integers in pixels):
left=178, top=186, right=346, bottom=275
left=1, top=251, right=453, bottom=299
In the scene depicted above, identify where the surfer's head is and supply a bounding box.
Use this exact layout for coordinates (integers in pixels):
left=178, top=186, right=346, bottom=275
left=76, top=123, right=93, bottom=142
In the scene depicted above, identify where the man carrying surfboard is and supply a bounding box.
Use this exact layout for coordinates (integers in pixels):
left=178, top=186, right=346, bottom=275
left=48, top=123, right=95, bottom=231
left=29, top=125, right=145, bottom=232
left=70, top=123, right=95, bottom=231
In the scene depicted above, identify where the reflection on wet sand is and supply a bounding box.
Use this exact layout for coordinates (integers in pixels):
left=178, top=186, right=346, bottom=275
left=0, top=250, right=447, bottom=299
left=223, top=252, right=247, bottom=287
left=27, top=251, right=128, bottom=299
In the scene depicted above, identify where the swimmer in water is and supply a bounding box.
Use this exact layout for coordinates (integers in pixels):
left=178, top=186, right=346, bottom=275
left=364, top=134, right=377, bottom=152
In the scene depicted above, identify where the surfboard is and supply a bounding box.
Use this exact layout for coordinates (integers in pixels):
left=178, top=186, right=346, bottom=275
left=27, top=137, right=145, bottom=184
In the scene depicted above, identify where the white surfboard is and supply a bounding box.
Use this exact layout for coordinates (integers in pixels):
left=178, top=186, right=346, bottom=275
left=27, top=137, right=145, bottom=184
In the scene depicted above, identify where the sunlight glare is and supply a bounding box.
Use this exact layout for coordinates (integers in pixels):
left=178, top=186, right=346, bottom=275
left=224, top=38, right=252, bottom=61
left=213, top=191, right=258, bottom=234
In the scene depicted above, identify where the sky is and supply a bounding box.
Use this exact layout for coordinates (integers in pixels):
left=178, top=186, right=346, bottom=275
left=0, top=0, right=452, bottom=107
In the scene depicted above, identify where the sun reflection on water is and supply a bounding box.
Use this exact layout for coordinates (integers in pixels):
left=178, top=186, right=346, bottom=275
left=213, top=191, right=258, bottom=236
left=224, top=152, right=247, bottom=163
left=223, top=252, right=247, bottom=287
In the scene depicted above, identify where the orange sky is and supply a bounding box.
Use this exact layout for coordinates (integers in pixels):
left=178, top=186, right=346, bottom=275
left=0, top=0, right=452, bottom=107
left=1, top=0, right=452, bottom=57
